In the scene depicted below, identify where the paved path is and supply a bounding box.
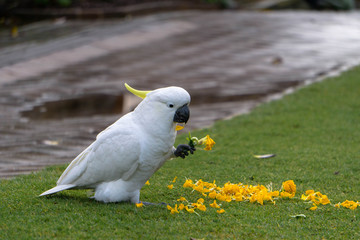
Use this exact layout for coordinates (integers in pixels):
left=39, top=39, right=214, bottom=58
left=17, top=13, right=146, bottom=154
left=1, top=10, right=360, bottom=178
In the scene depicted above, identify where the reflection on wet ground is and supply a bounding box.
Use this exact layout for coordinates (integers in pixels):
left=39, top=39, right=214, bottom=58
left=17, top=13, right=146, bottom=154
left=1, top=11, right=360, bottom=178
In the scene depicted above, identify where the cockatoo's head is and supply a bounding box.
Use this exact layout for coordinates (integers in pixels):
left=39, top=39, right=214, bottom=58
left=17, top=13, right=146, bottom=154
left=125, top=83, right=191, bottom=132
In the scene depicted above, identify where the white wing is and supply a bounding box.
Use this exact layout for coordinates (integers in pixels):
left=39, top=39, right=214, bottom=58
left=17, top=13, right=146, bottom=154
left=57, top=124, right=141, bottom=188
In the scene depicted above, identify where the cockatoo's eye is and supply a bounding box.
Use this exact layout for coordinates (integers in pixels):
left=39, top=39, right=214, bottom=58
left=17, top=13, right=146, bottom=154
left=167, top=103, right=174, bottom=108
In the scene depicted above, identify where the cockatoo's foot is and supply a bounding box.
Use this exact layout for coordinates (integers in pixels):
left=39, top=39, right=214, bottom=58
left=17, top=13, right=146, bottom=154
left=174, top=144, right=196, bottom=159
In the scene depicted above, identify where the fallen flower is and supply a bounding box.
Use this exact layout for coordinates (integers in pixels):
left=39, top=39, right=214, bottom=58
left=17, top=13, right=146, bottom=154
left=177, top=197, right=187, bottom=202
left=282, top=180, right=296, bottom=195
left=183, top=179, right=194, bottom=188
left=185, top=206, right=195, bottom=213
left=309, top=204, right=318, bottom=211
left=178, top=203, right=185, bottom=210
left=301, top=190, right=330, bottom=206
left=340, top=200, right=359, bottom=210
left=210, top=200, right=221, bottom=208
left=135, top=202, right=144, bottom=208
left=217, top=209, right=225, bottom=214
left=167, top=204, right=180, bottom=214
left=280, top=191, right=295, bottom=199
left=164, top=178, right=358, bottom=215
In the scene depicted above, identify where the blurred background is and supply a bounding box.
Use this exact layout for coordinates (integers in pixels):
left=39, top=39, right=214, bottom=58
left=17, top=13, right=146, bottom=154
left=1, top=0, right=360, bottom=178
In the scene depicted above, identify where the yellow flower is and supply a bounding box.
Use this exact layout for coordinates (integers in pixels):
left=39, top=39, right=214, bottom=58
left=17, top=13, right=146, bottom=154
left=177, top=197, right=186, bottom=202
left=145, top=180, right=150, bottom=185
left=341, top=200, right=359, bottom=210
left=234, top=193, right=243, bottom=202
left=183, top=179, right=194, bottom=188
left=178, top=203, right=185, bottom=210
left=271, top=191, right=280, bottom=197
left=280, top=191, right=295, bottom=199
left=301, top=190, right=316, bottom=201
left=282, top=180, right=296, bottom=194
left=194, top=185, right=205, bottom=193
left=309, top=204, right=318, bottom=211
left=208, top=191, right=217, bottom=199
left=191, top=134, right=215, bottom=151
left=197, top=198, right=205, bottom=204
left=197, top=204, right=207, bottom=212
left=217, top=209, right=225, bottom=214
left=319, top=194, right=330, bottom=205
left=172, top=176, right=178, bottom=183
left=167, top=184, right=174, bottom=190
left=334, top=203, right=341, bottom=208
left=225, top=195, right=232, bottom=203
left=301, top=190, right=331, bottom=206
left=135, top=202, right=144, bottom=208
left=185, top=206, right=195, bottom=213
left=199, top=135, right=215, bottom=151
left=167, top=204, right=179, bottom=214
left=305, top=190, right=315, bottom=195
left=210, top=200, right=220, bottom=208
left=216, top=193, right=227, bottom=202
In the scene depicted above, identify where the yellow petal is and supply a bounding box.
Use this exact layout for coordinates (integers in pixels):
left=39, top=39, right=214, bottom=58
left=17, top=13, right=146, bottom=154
left=185, top=206, right=195, bottom=213
left=217, top=209, right=225, bottom=214
left=125, top=83, right=151, bottom=99
left=177, top=197, right=186, bottom=202
left=309, top=204, right=318, bottom=211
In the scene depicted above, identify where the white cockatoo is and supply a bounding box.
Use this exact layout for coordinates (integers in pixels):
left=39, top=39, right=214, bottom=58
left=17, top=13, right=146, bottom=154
left=40, top=83, right=195, bottom=203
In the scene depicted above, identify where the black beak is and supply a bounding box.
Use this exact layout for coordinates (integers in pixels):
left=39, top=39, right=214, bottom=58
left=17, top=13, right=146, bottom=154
left=173, top=104, right=190, bottom=124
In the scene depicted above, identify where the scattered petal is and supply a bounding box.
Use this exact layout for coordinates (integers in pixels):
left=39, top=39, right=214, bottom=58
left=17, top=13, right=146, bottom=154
left=178, top=203, right=185, bottom=210
left=185, top=206, right=195, bottom=213
left=217, top=209, right=225, bottom=214
left=309, top=204, right=318, bottom=211
left=177, top=197, right=186, bottom=202
left=135, top=202, right=144, bottom=208
left=340, top=200, right=359, bottom=210
left=210, top=200, right=220, bottom=208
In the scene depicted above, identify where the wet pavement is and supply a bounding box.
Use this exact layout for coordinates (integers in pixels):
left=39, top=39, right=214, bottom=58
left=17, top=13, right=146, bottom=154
left=1, top=10, right=360, bottom=178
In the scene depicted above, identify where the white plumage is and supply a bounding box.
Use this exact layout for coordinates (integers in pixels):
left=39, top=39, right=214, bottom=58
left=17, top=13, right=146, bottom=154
left=40, top=84, right=192, bottom=203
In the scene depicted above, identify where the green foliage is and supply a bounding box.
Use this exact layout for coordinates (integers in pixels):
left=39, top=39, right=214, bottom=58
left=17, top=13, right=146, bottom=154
left=1, top=66, right=360, bottom=239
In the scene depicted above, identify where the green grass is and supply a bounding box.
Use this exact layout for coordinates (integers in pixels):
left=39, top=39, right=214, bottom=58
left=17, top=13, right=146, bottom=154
left=1, top=66, right=360, bottom=239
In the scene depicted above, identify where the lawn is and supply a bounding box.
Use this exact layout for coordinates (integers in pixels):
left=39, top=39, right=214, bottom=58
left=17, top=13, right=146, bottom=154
left=1, top=66, right=360, bottom=239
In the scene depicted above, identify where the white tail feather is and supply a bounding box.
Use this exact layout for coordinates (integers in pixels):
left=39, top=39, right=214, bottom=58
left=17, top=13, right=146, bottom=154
left=39, top=184, right=76, bottom=196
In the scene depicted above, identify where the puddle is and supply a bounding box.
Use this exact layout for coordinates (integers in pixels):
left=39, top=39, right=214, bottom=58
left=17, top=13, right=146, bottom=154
left=20, top=93, right=139, bottom=120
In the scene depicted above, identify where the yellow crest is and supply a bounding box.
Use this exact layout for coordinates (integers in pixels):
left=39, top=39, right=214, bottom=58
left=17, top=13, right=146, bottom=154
left=125, top=83, right=151, bottom=99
